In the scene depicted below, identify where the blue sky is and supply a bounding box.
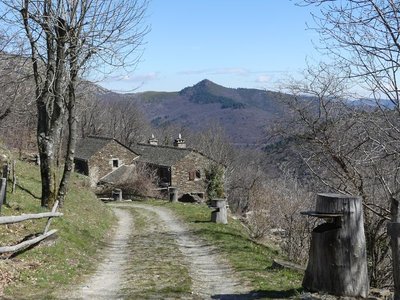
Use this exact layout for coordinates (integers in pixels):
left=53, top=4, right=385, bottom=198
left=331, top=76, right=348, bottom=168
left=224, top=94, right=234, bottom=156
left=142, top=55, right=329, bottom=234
left=99, top=0, right=321, bottom=93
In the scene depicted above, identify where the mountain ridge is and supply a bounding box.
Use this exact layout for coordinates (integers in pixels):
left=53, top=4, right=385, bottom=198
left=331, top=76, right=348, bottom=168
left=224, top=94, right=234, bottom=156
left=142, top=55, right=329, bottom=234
left=98, top=79, right=293, bottom=146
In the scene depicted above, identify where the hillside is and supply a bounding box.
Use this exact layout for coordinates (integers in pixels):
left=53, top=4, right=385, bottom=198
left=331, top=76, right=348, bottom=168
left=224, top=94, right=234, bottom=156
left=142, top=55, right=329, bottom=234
left=98, top=79, right=293, bottom=147
left=0, top=159, right=115, bottom=298
left=0, top=159, right=302, bottom=298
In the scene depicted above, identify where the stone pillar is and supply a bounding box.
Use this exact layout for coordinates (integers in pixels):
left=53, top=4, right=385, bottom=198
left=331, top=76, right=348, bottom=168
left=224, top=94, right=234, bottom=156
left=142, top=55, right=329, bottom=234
left=169, top=187, right=178, bottom=202
left=210, top=198, right=228, bottom=224
left=112, top=188, right=122, bottom=201
left=302, top=193, right=369, bottom=298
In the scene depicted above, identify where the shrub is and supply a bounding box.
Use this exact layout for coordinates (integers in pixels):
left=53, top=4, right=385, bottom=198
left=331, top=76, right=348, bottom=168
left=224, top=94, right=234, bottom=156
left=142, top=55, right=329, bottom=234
left=205, top=164, right=225, bottom=199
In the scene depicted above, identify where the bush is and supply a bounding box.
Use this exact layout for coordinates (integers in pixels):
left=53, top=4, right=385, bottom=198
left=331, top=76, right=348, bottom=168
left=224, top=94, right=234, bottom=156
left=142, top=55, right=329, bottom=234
left=97, top=164, right=160, bottom=199
left=205, top=164, right=225, bottom=199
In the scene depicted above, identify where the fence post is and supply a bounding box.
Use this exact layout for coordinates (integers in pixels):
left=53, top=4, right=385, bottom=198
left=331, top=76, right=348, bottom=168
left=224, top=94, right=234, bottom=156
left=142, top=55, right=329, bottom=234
left=44, top=201, right=59, bottom=233
left=1, top=164, right=7, bottom=205
left=0, top=178, right=6, bottom=212
left=12, top=160, right=16, bottom=194
left=301, top=193, right=369, bottom=298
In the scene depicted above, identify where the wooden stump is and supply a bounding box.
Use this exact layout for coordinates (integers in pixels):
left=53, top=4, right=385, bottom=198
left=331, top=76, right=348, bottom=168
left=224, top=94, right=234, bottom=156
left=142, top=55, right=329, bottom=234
left=169, top=187, right=178, bottom=202
left=302, top=193, right=369, bottom=298
left=211, top=199, right=228, bottom=224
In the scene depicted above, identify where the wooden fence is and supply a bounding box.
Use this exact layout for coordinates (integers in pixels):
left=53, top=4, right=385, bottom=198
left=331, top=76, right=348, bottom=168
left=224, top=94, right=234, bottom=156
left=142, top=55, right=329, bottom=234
left=0, top=201, right=62, bottom=254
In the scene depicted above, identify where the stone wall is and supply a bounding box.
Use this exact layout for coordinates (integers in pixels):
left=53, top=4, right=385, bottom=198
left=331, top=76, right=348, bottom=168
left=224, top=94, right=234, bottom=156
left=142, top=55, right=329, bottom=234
left=88, top=141, right=138, bottom=185
left=171, top=151, right=213, bottom=198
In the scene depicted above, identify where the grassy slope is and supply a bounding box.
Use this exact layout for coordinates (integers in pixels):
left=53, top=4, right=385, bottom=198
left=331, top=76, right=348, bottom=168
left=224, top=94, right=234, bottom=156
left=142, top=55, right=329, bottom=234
left=0, top=160, right=115, bottom=299
left=0, top=159, right=302, bottom=299
left=150, top=200, right=303, bottom=298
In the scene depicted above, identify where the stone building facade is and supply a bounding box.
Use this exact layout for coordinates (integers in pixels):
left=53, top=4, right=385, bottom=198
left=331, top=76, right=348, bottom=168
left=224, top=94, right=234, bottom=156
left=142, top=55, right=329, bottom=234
left=130, top=136, right=220, bottom=200
left=171, top=151, right=213, bottom=197
left=75, top=135, right=222, bottom=199
left=74, top=136, right=139, bottom=186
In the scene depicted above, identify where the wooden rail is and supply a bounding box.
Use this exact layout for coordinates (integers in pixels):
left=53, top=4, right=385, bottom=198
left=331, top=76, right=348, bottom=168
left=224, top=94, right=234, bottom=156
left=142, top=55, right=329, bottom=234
left=0, top=212, right=63, bottom=225
left=0, top=201, right=62, bottom=254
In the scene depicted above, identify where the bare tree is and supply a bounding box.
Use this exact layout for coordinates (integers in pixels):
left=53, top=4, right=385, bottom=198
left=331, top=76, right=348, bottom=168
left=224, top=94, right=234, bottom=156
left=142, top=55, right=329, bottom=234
left=297, top=0, right=400, bottom=294
left=77, top=96, right=151, bottom=147
left=280, top=63, right=398, bottom=287
left=188, top=123, right=235, bottom=166
left=0, top=0, right=149, bottom=207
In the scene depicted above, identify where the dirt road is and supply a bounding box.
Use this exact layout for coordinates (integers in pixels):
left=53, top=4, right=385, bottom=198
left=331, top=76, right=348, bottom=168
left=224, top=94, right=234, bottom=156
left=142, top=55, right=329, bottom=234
left=67, top=202, right=249, bottom=299
left=69, top=208, right=133, bottom=299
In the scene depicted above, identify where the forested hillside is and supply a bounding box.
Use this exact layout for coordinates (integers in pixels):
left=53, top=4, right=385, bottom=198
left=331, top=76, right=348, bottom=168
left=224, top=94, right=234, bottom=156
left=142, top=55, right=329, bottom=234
left=97, top=79, right=294, bottom=146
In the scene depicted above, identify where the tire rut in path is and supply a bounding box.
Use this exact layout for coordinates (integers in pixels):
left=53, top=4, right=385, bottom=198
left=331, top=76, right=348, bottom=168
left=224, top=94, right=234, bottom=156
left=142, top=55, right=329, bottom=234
left=69, top=207, right=133, bottom=299
left=127, top=203, right=244, bottom=299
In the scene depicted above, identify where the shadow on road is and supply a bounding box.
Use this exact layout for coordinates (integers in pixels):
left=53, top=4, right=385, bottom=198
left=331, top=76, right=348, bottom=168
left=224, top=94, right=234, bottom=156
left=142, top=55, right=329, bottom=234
left=212, top=288, right=302, bottom=299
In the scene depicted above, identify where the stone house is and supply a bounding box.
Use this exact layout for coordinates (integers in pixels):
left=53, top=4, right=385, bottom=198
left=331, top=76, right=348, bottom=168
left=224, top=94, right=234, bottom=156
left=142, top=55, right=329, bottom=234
left=74, top=135, right=222, bottom=200
left=74, top=136, right=139, bottom=186
left=130, top=135, right=219, bottom=200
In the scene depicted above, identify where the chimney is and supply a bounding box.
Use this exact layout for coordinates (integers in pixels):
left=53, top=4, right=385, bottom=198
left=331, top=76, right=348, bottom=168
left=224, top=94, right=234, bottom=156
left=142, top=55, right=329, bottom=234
left=173, top=133, right=186, bottom=148
left=148, top=134, right=158, bottom=146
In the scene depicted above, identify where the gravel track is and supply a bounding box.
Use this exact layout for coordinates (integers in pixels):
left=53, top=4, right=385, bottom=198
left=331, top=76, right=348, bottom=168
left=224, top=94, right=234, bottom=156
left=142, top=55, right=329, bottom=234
left=126, top=203, right=243, bottom=299
left=65, top=202, right=248, bottom=299
left=68, top=208, right=133, bottom=299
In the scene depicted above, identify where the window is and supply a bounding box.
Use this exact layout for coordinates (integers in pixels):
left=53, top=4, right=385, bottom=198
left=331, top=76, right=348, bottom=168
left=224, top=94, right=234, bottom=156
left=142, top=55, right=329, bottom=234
left=112, top=159, right=119, bottom=168
left=189, top=170, right=201, bottom=181
left=195, top=170, right=201, bottom=179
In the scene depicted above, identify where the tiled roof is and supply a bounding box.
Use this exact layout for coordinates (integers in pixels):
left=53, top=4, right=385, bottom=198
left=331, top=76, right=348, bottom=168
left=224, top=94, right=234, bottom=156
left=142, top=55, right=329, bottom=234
left=99, top=165, right=136, bottom=184
left=74, top=136, right=138, bottom=161
left=130, top=143, right=192, bottom=167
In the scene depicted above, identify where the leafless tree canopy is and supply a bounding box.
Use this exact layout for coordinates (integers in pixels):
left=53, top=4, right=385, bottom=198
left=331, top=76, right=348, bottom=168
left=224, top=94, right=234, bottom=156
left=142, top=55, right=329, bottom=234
left=288, top=0, right=400, bottom=289
left=0, top=0, right=149, bottom=207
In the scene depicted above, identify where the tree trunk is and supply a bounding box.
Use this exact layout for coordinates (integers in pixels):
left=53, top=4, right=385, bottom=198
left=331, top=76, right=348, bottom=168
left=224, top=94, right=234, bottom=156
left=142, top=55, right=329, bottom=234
left=57, top=79, right=78, bottom=207
left=390, top=197, right=400, bottom=300
left=37, top=97, right=57, bottom=208
left=303, top=193, right=369, bottom=298
left=37, top=133, right=58, bottom=208
left=57, top=40, right=78, bottom=207
left=36, top=12, right=67, bottom=208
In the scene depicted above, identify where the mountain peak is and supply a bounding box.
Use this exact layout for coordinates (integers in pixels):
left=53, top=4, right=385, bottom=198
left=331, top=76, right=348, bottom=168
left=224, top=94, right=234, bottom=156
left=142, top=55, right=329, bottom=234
left=187, top=79, right=222, bottom=90
left=197, top=78, right=215, bottom=86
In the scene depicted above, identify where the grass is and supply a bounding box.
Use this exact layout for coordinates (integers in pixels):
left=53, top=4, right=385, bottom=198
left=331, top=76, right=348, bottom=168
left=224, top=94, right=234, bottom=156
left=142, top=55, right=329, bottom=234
left=0, top=160, right=115, bottom=299
left=148, top=199, right=303, bottom=297
left=119, top=207, right=192, bottom=298
left=0, top=158, right=302, bottom=299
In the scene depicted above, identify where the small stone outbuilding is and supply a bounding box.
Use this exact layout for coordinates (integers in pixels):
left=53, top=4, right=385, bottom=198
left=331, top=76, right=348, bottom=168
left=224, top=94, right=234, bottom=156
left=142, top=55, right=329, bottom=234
left=74, top=136, right=139, bottom=186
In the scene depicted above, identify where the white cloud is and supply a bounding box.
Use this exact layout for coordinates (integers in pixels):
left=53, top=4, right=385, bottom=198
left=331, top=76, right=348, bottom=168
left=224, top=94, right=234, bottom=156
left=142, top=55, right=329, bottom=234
left=119, top=72, right=160, bottom=82
left=178, top=67, right=250, bottom=76
left=211, top=68, right=250, bottom=76
left=256, top=75, right=271, bottom=83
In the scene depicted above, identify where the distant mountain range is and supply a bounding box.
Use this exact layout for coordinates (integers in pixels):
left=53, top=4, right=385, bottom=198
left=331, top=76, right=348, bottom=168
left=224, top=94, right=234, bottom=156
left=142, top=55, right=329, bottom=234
left=98, top=79, right=293, bottom=146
